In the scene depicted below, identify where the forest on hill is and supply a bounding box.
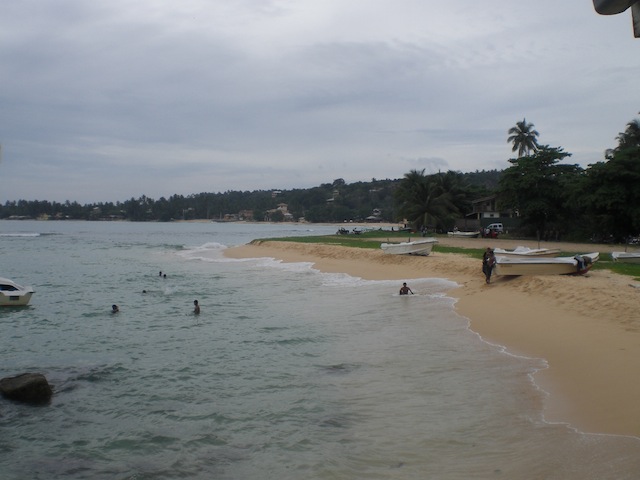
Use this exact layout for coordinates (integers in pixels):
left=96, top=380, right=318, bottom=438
left=2, top=115, right=639, bottom=243
left=0, top=170, right=500, bottom=225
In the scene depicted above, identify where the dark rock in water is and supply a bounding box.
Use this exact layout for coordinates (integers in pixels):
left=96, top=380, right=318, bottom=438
left=0, top=373, right=53, bottom=404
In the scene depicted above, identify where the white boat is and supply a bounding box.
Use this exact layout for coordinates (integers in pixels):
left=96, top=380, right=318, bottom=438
left=492, top=246, right=561, bottom=258
left=380, top=238, right=438, bottom=256
left=0, top=277, right=35, bottom=306
left=447, top=230, right=480, bottom=238
left=611, top=251, right=640, bottom=264
left=494, top=252, right=599, bottom=276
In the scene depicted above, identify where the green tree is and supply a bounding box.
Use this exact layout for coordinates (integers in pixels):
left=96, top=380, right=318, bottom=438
left=499, top=146, right=582, bottom=237
left=613, top=114, right=640, bottom=153
left=577, top=114, right=640, bottom=240
left=507, top=118, right=540, bottom=157
left=394, top=169, right=465, bottom=231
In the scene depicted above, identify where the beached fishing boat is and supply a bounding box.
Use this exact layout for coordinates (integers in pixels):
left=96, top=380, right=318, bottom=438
left=611, top=251, right=640, bottom=264
left=380, top=238, right=438, bottom=256
left=447, top=230, right=480, bottom=238
left=492, top=246, right=561, bottom=258
left=0, top=277, right=34, bottom=306
left=494, top=252, right=599, bottom=276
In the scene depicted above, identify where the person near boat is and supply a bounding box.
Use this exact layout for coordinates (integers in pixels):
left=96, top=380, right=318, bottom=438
left=482, top=248, right=496, bottom=284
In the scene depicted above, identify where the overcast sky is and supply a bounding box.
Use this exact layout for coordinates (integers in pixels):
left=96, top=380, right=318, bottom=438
left=0, top=1, right=638, bottom=203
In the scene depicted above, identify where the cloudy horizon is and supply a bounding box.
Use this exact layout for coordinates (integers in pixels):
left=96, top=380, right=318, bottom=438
left=1, top=1, right=638, bottom=203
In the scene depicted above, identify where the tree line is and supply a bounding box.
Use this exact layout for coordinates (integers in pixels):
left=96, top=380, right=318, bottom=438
left=2, top=115, right=638, bottom=242
left=394, top=115, right=640, bottom=242
left=0, top=174, right=497, bottom=225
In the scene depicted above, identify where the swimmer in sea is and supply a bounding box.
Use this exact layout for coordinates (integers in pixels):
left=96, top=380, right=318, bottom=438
left=399, top=282, right=414, bottom=295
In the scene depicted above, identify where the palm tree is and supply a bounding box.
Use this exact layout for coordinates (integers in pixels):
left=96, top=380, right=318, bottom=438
left=507, top=118, right=540, bottom=157
left=606, top=113, right=640, bottom=158
left=616, top=115, right=640, bottom=149
left=394, top=169, right=461, bottom=230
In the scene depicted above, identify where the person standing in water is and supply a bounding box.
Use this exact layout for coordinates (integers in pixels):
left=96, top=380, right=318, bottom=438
left=399, top=282, right=414, bottom=295
left=193, top=300, right=200, bottom=314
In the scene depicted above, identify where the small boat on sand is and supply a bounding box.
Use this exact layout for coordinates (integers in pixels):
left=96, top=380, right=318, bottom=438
left=447, top=230, right=480, bottom=238
left=492, top=246, right=561, bottom=258
left=0, top=277, right=35, bottom=306
left=611, top=252, right=640, bottom=264
left=494, top=253, right=599, bottom=276
left=380, top=238, right=438, bottom=256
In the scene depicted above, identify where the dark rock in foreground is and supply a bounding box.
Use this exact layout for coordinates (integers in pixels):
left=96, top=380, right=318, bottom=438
left=0, top=373, right=53, bottom=404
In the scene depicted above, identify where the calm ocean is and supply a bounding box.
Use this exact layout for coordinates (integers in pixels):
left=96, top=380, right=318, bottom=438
left=1, top=220, right=639, bottom=479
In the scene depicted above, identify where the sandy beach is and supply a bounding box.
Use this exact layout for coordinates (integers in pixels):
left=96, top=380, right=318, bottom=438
left=226, top=235, right=640, bottom=437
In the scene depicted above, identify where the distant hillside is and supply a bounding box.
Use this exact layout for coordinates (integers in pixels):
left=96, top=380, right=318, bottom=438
left=461, top=169, right=501, bottom=190
left=0, top=169, right=502, bottom=223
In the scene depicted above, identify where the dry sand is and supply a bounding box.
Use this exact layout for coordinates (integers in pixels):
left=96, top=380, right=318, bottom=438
left=225, top=236, right=640, bottom=437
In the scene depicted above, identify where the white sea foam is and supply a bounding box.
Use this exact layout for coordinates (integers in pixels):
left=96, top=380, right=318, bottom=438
left=0, top=232, right=40, bottom=237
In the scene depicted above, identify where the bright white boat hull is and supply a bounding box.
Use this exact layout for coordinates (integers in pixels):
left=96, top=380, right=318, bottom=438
left=0, top=277, right=35, bottom=306
left=492, top=246, right=561, bottom=258
left=380, top=238, right=437, bottom=256
left=611, top=252, right=640, bottom=264
left=494, top=253, right=599, bottom=276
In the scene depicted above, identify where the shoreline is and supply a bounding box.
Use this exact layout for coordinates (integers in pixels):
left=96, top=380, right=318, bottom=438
left=225, top=238, right=640, bottom=438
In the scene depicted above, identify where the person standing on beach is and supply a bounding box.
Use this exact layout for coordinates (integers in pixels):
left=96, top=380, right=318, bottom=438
left=482, top=248, right=496, bottom=284
left=193, top=300, right=200, bottom=314
left=399, top=282, right=414, bottom=295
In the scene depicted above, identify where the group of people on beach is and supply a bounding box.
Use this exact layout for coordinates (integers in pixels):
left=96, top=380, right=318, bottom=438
left=111, top=271, right=201, bottom=315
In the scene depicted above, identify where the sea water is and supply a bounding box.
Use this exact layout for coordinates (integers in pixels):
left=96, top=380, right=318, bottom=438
left=1, top=220, right=639, bottom=479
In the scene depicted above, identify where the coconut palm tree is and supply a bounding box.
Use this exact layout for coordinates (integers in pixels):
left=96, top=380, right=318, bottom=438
left=394, top=169, right=462, bottom=231
left=606, top=113, right=640, bottom=158
left=616, top=115, right=640, bottom=149
left=507, top=118, right=540, bottom=157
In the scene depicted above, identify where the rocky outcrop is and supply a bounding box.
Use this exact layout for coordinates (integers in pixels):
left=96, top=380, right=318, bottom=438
left=0, top=373, right=53, bottom=404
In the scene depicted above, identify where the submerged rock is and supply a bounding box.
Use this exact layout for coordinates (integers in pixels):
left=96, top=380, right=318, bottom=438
left=0, top=373, right=53, bottom=404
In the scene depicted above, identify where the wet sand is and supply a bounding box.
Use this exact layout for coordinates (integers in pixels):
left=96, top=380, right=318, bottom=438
left=225, top=236, right=640, bottom=437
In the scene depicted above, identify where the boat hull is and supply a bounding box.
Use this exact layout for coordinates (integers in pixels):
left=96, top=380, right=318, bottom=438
left=611, top=252, right=640, bottom=264
left=0, top=291, right=34, bottom=306
left=447, top=231, right=480, bottom=238
left=492, top=246, right=561, bottom=258
left=380, top=238, right=437, bottom=256
left=494, top=253, right=599, bottom=276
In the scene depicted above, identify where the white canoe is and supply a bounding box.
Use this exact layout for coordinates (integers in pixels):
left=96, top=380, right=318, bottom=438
left=380, top=238, right=438, bottom=256
left=494, top=253, right=599, bottom=276
left=611, top=251, right=640, bottom=264
left=492, top=246, right=561, bottom=257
